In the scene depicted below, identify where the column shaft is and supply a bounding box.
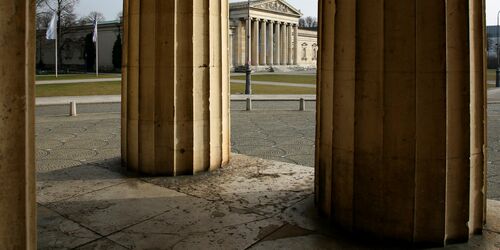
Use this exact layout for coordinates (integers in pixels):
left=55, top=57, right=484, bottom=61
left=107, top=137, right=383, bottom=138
left=123, top=0, right=230, bottom=176
left=267, top=21, right=274, bottom=65
left=288, top=24, right=293, bottom=65
left=259, top=19, right=267, bottom=65
left=281, top=23, right=286, bottom=65
left=316, top=0, right=486, bottom=245
left=251, top=19, right=259, bottom=66
left=294, top=25, right=299, bottom=65
left=274, top=22, right=280, bottom=65
left=245, top=18, right=251, bottom=66
left=229, top=30, right=234, bottom=68
left=235, top=20, right=243, bottom=66
left=0, top=0, right=36, bottom=248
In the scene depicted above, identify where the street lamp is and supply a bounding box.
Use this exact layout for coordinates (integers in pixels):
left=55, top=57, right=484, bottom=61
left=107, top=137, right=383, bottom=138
left=497, top=10, right=500, bottom=87
left=245, top=0, right=252, bottom=95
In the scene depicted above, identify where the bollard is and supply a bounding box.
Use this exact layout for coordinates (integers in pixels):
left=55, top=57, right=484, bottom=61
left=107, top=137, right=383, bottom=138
left=246, top=98, right=252, bottom=111
left=299, top=98, right=306, bottom=111
left=69, top=101, right=77, bottom=116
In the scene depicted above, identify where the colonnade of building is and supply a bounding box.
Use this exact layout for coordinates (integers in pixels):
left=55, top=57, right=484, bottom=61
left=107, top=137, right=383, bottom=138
left=0, top=0, right=487, bottom=248
left=237, top=18, right=298, bottom=66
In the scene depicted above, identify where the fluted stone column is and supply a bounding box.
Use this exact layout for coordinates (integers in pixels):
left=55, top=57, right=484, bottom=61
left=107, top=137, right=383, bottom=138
left=123, top=0, right=230, bottom=176
left=235, top=20, right=244, bottom=66
left=0, top=0, right=36, bottom=248
left=280, top=22, right=286, bottom=65
left=316, top=0, right=486, bottom=245
left=259, top=19, right=267, bottom=65
left=293, top=25, right=299, bottom=65
left=251, top=18, right=259, bottom=66
left=267, top=21, right=274, bottom=65
left=274, top=22, right=280, bottom=65
left=245, top=18, right=251, bottom=66
left=229, top=29, right=234, bottom=68
left=289, top=24, right=292, bottom=65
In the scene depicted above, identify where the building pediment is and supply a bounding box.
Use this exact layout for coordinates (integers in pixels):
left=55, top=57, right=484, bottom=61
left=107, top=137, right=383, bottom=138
left=252, top=0, right=302, bottom=16
left=231, top=0, right=302, bottom=17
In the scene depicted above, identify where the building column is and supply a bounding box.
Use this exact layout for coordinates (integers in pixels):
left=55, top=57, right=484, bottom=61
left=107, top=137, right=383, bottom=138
left=251, top=18, right=259, bottom=66
left=259, top=19, right=267, bottom=65
left=287, top=24, right=293, bottom=65
left=293, top=24, right=299, bottom=65
left=123, top=0, right=230, bottom=176
left=229, top=29, right=234, bottom=68
left=280, top=22, right=287, bottom=65
left=245, top=18, right=251, bottom=66
left=235, top=19, right=244, bottom=66
left=316, top=0, right=486, bottom=245
left=0, top=0, right=36, bottom=248
left=274, top=22, right=280, bottom=65
left=267, top=21, right=274, bottom=65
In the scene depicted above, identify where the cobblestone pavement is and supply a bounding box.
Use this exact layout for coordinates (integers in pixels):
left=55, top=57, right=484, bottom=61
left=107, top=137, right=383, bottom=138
left=36, top=105, right=499, bottom=201
left=34, top=105, right=500, bottom=249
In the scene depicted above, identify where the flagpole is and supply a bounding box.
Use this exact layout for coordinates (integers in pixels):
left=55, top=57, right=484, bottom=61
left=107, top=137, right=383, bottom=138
left=55, top=33, right=58, bottom=78
left=96, top=21, right=99, bottom=77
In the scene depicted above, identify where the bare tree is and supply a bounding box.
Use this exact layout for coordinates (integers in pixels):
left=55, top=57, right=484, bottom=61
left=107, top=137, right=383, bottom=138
left=299, top=16, right=317, bottom=28
left=299, top=18, right=306, bottom=28
left=79, top=11, right=105, bottom=25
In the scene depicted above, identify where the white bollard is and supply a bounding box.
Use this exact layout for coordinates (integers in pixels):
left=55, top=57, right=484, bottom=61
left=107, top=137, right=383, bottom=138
left=69, top=101, right=77, bottom=116
left=246, top=98, right=252, bottom=111
left=299, top=98, right=306, bottom=111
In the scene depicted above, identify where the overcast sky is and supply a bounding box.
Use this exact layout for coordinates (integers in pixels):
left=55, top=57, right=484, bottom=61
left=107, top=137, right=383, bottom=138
left=76, top=0, right=500, bottom=25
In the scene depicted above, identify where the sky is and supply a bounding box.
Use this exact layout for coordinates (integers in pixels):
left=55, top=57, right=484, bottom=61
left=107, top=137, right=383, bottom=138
left=75, top=0, right=318, bottom=21
left=76, top=0, right=499, bottom=25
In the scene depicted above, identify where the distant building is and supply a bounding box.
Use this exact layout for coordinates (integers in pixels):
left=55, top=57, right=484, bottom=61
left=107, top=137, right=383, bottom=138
left=36, top=20, right=122, bottom=73
left=488, top=26, right=500, bottom=69
left=36, top=0, right=318, bottom=74
left=229, top=0, right=318, bottom=72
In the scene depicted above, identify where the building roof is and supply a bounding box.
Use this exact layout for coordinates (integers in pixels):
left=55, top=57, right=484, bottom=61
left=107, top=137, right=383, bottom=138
left=230, top=0, right=302, bottom=17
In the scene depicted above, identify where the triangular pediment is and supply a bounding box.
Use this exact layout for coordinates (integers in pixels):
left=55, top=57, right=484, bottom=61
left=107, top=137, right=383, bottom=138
left=250, top=0, right=302, bottom=17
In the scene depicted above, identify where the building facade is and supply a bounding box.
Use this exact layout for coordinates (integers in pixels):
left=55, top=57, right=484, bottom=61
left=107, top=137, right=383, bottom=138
left=37, top=20, right=122, bottom=73
left=229, top=0, right=318, bottom=71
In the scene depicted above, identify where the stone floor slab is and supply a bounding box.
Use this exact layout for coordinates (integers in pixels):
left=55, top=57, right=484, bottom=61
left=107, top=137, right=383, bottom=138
left=46, top=180, right=185, bottom=236
left=144, top=154, right=314, bottom=216
left=75, top=238, right=128, bottom=250
left=37, top=164, right=127, bottom=204
left=38, top=205, right=100, bottom=249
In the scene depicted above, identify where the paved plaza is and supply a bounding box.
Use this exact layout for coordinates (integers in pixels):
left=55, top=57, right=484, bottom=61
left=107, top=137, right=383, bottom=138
left=35, top=103, right=500, bottom=249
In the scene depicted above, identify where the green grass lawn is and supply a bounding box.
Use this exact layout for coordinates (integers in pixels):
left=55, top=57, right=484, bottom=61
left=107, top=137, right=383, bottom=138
left=488, top=69, right=495, bottom=82
left=36, top=74, right=121, bottom=81
left=37, top=82, right=315, bottom=97
left=231, top=83, right=316, bottom=95
left=36, top=81, right=121, bottom=97
left=231, top=74, right=316, bottom=85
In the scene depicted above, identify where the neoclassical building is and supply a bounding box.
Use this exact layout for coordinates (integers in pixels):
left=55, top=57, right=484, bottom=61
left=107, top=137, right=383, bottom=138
left=229, top=0, right=318, bottom=71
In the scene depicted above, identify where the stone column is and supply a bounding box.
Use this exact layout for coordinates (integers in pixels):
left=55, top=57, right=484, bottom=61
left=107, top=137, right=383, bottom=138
left=123, top=0, right=230, bottom=176
left=280, top=22, right=287, bottom=65
left=229, top=29, right=234, bottom=68
left=316, top=0, right=486, bottom=245
left=289, top=24, right=293, bottom=64
left=245, top=18, right=251, bottom=66
left=259, top=19, right=267, bottom=65
left=267, top=21, right=274, bottom=65
left=251, top=18, right=259, bottom=66
left=274, top=22, right=280, bottom=65
left=0, top=0, right=36, bottom=248
left=293, top=24, right=299, bottom=65
left=235, top=20, right=244, bottom=66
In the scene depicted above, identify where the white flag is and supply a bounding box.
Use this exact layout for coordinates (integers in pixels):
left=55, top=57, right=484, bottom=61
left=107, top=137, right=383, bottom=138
left=92, top=19, right=98, bottom=43
left=46, top=13, right=57, bottom=40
